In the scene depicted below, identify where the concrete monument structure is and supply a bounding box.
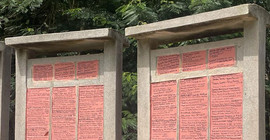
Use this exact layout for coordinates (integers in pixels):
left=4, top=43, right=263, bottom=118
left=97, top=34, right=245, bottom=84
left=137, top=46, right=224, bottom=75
left=126, top=4, right=270, bottom=140
left=5, top=28, right=128, bottom=140
left=0, top=42, right=11, bottom=140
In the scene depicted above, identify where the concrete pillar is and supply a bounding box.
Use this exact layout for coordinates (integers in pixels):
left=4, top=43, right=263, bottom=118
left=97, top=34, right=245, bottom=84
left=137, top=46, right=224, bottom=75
left=103, top=40, right=123, bottom=140
left=0, top=42, right=11, bottom=140
left=14, top=49, right=28, bottom=140
left=137, top=39, right=152, bottom=140
left=243, top=19, right=266, bottom=140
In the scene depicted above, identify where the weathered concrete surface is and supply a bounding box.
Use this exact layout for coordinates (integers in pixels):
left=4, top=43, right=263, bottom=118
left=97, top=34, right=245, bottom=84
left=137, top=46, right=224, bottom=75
left=6, top=28, right=127, bottom=140
left=14, top=49, right=28, bottom=140
left=0, top=42, right=11, bottom=140
left=5, top=28, right=128, bottom=53
left=126, top=4, right=270, bottom=140
left=126, top=4, right=270, bottom=44
left=243, top=19, right=266, bottom=140
left=137, top=39, right=155, bottom=140
left=104, top=40, right=123, bottom=140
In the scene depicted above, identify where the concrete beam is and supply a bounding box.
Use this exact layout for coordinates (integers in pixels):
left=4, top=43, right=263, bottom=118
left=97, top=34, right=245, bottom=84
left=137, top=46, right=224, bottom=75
left=5, top=28, right=129, bottom=53
left=126, top=4, right=270, bottom=44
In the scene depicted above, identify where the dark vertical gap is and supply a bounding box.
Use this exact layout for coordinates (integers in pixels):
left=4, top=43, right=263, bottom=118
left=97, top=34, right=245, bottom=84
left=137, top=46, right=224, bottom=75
left=9, top=51, right=15, bottom=140
left=266, top=28, right=270, bottom=140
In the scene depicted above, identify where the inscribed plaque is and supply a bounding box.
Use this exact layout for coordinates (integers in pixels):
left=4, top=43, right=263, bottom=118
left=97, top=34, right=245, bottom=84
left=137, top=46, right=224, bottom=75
left=26, top=88, right=50, bottom=139
left=179, top=77, right=208, bottom=140
left=33, top=64, right=53, bottom=81
left=54, top=62, right=75, bottom=80
left=52, top=86, right=76, bottom=139
left=78, top=85, right=104, bottom=140
left=182, top=50, right=206, bottom=72
left=157, top=54, right=180, bottom=75
left=210, top=73, right=243, bottom=140
left=77, top=60, right=99, bottom=79
left=208, top=46, right=235, bottom=69
left=150, top=80, right=177, bottom=139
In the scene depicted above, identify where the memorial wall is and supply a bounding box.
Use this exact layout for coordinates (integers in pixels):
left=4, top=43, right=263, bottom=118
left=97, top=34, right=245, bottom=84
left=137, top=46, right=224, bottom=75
left=126, top=4, right=270, bottom=140
left=150, top=39, right=243, bottom=140
left=5, top=28, right=126, bottom=140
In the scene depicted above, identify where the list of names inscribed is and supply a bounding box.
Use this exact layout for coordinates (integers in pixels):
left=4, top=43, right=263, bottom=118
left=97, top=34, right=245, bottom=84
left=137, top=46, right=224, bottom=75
left=77, top=60, right=99, bottom=79
left=33, top=64, right=53, bottom=81
left=26, top=88, right=50, bottom=140
left=182, top=51, right=206, bottom=72
left=210, top=73, right=243, bottom=140
left=157, top=54, right=180, bottom=75
left=150, top=80, right=177, bottom=139
left=54, top=62, right=75, bottom=80
left=78, top=85, right=104, bottom=140
left=208, top=46, right=235, bottom=69
left=179, top=77, right=208, bottom=140
left=52, top=86, right=76, bottom=139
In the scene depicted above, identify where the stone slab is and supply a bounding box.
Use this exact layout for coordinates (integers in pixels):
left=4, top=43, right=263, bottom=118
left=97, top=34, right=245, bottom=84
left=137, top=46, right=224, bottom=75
left=126, top=4, right=270, bottom=44
left=5, top=28, right=129, bottom=53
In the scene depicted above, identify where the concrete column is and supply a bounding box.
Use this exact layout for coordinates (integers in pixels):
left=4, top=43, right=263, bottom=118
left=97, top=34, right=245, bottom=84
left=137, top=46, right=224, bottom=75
left=0, top=43, right=11, bottom=140
left=137, top=39, right=156, bottom=140
left=103, top=40, right=123, bottom=140
left=15, top=49, right=28, bottom=140
left=243, top=19, right=266, bottom=140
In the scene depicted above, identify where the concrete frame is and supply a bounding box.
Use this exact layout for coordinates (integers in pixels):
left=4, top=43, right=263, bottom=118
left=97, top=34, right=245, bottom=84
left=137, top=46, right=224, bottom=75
left=0, top=42, right=11, bottom=140
left=5, top=28, right=128, bottom=140
left=126, top=4, right=270, bottom=140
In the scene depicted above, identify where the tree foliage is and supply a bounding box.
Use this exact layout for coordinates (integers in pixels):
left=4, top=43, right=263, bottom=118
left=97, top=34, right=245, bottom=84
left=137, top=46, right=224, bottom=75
left=0, top=0, right=270, bottom=139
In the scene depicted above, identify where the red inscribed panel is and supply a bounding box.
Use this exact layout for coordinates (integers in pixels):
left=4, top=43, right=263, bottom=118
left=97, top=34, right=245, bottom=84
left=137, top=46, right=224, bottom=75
left=151, top=80, right=177, bottom=140
left=26, top=88, right=50, bottom=140
left=77, top=60, right=99, bottom=79
left=208, top=46, right=235, bottom=69
left=210, top=73, right=243, bottom=140
left=33, top=64, right=53, bottom=81
left=157, top=54, right=180, bottom=75
left=182, top=50, right=207, bottom=72
left=179, top=77, right=208, bottom=140
left=78, top=85, right=104, bottom=140
left=52, top=86, right=76, bottom=140
left=54, top=62, right=75, bottom=80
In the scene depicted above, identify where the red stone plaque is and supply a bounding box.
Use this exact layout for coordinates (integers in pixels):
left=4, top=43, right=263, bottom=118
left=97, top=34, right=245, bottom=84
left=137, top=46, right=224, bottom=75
left=179, top=77, right=208, bottom=140
left=54, top=62, right=75, bottom=80
left=77, top=60, right=99, bottom=79
left=78, top=85, right=104, bottom=140
left=150, top=80, right=177, bottom=139
left=157, top=54, right=180, bottom=75
left=182, top=50, right=206, bottom=72
left=33, top=64, right=53, bottom=81
left=52, top=86, right=76, bottom=139
left=208, top=46, right=235, bottom=69
left=26, top=88, right=50, bottom=139
left=210, top=73, right=243, bottom=140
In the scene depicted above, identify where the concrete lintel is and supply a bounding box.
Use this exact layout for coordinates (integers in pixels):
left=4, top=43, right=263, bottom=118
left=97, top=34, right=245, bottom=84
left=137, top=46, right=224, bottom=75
left=125, top=4, right=270, bottom=43
left=5, top=28, right=128, bottom=53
